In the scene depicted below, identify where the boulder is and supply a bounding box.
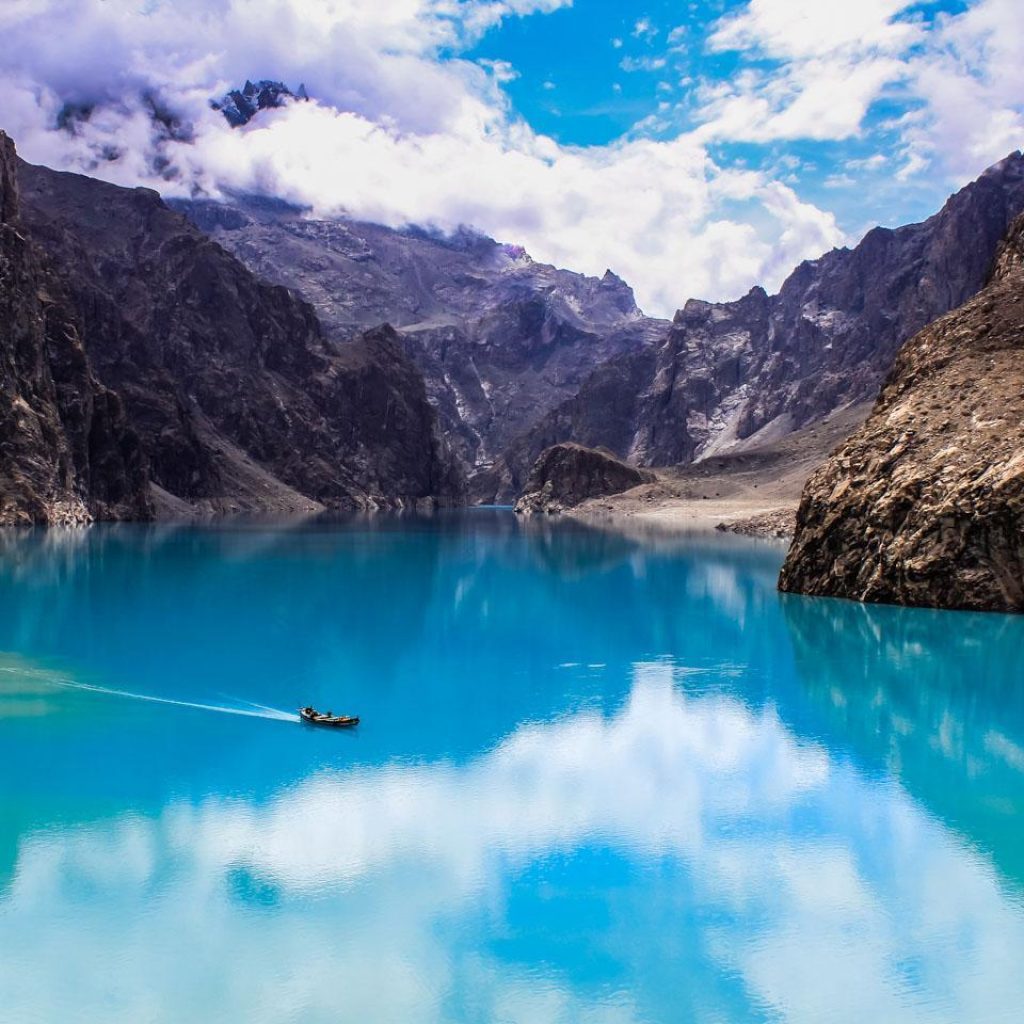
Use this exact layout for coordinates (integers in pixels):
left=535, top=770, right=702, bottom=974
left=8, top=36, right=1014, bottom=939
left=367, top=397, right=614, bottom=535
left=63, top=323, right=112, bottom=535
left=514, top=444, right=653, bottom=515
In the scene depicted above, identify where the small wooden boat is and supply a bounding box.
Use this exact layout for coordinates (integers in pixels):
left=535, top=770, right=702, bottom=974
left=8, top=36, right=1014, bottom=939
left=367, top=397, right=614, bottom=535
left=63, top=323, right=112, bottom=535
left=299, top=706, right=360, bottom=728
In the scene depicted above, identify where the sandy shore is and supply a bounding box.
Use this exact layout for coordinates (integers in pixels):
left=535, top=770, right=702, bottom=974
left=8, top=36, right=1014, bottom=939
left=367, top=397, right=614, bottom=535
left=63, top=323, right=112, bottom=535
left=569, top=489, right=796, bottom=538
left=565, top=403, right=870, bottom=538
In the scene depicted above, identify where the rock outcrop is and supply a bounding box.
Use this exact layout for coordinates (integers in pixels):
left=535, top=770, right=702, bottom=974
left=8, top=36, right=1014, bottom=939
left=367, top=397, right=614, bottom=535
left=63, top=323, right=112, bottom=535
left=514, top=444, right=654, bottom=516
left=779, top=214, right=1024, bottom=612
left=2, top=132, right=461, bottom=522
left=0, top=131, right=151, bottom=525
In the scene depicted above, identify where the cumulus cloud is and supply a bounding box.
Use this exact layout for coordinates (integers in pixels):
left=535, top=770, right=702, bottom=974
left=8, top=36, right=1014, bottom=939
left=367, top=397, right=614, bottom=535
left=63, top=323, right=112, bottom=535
left=0, top=0, right=847, bottom=317
left=6, top=0, right=1019, bottom=318
left=699, top=0, right=1024, bottom=183
left=903, top=0, right=1024, bottom=179
left=708, top=0, right=920, bottom=60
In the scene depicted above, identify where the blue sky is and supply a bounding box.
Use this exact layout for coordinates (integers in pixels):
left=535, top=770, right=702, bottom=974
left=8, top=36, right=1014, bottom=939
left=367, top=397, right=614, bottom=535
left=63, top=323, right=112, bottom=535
left=466, top=0, right=977, bottom=234
left=2, top=0, right=1022, bottom=316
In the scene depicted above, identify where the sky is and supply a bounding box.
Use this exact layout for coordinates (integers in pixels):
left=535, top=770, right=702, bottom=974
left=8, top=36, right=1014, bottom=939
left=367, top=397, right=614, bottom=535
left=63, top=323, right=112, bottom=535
left=1, top=0, right=1022, bottom=317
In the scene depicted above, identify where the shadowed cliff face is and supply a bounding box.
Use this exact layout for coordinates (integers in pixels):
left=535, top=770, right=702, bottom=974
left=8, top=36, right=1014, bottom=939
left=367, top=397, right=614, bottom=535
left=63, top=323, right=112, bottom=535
left=4, top=145, right=462, bottom=520
left=779, top=213, right=1024, bottom=612
left=485, top=152, right=1024, bottom=501
left=171, top=198, right=669, bottom=481
left=0, top=131, right=151, bottom=526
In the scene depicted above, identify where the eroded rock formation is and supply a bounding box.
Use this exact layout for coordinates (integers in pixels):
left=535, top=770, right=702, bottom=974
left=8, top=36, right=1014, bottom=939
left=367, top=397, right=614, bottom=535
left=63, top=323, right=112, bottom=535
left=779, top=214, right=1024, bottom=612
left=514, top=444, right=653, bottom=516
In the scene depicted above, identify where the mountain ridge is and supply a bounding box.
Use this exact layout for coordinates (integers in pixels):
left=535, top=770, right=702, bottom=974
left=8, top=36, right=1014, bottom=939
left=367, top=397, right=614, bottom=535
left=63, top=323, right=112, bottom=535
left=2, top=129, right=462, bottom=523
left=483, top=150, right=1024, bottom=499
left=779, top=210, right=1024, bottom=611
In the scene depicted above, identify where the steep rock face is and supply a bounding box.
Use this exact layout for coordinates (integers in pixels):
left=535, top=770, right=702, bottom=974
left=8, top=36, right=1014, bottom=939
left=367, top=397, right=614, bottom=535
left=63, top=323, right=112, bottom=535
left=172, top=198, right=667, bottom=476
left=478, top=346, right=658, bottom=503
left=0, top=131, right=150, bottom=525
left=514, top=444, right=654, bottom=515
left=493, top=153, right=1024, bottom=493
left=779, top=214, right=1024, bottom=612
left=10, top=150, right=460, bottom=517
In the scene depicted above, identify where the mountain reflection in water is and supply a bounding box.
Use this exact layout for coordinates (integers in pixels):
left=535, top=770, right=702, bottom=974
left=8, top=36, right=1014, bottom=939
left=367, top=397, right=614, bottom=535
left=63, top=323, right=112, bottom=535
left=0, top=513, right=1022, bottom=1024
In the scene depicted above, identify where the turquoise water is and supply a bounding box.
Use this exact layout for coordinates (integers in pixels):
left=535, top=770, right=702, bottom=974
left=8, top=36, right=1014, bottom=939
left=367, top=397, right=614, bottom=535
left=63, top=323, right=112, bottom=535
left=1, top=512, right=1023, bottom=1023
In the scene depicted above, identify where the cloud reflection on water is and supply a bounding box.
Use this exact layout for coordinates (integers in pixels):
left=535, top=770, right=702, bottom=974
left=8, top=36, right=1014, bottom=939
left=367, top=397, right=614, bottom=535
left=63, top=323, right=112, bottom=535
left=3, top=663, right=1023, bottom=1023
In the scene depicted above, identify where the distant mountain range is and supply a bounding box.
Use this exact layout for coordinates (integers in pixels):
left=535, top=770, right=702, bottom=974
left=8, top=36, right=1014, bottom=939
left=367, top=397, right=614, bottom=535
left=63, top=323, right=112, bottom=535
left=172, top=193, right=667, bottom=492
left=4, top=97, right=1024, bottom=524
left=171, top=148, right=1024, bottom=501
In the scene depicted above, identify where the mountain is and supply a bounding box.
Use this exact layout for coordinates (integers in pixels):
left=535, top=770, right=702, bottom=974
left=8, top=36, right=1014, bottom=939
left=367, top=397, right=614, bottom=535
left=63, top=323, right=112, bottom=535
left=1, top=131, right=150, bottom=525
left=171, top=197, right=668, bottom=484
left=212, top=80, right=309, bottom=127
left=173, top=154, right=1024, bottom=504
left=1, top=130, right=461, bottom=522
left=485, top=152, right=1024, bottom=499
left=779, top=213, right=1024, bottom=612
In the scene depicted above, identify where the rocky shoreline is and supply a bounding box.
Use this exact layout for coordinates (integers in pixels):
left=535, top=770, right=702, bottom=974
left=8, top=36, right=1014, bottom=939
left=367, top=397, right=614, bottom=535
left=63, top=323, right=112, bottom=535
left=779, top=213, right=1024, bottom=613
left=717, top=509, right=796, bottom=540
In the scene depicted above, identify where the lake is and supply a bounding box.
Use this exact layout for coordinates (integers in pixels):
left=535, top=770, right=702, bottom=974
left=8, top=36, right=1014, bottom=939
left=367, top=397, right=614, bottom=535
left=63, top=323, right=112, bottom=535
left=1, top=512, right=1022, bottom=1023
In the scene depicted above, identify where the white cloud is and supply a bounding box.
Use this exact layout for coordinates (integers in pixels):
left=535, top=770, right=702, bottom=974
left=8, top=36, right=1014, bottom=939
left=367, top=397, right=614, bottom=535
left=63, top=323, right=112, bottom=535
left=698, top=0, right=1024, bottom=185
left=708, top=0, right=920, bottom=61
left=901, top=0, right=1024, bottom=179
left=619, top=55, right=668, bottom=73
left=9, top=0, right=1016, bottom=321
left=3, top=666, right=1024, bottom=1021
left=632, top=17, right=658, bottom=42
left=0, top=0, right=847, bottom=318
left=696, top=55, right=908, bottom=143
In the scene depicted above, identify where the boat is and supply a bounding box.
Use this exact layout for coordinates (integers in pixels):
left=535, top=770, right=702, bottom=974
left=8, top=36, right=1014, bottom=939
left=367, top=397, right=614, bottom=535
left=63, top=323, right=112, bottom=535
left=299, top=706, right=360, bottom=728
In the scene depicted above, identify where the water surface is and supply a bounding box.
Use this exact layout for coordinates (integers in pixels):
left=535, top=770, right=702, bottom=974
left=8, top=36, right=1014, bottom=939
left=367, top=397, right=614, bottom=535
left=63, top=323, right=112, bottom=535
left=1, top=512, right=1022, bottom=1023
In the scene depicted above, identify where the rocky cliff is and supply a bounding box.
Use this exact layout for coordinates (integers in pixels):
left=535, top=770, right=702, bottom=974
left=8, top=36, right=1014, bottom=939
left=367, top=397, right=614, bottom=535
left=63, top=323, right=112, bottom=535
left=0, top=131, right=150, bottom=525
left=514, top=444, right=653, bottom=516
left=172, top=197, right=667, bottom=479
left=778, top=214, right=1024, bottom=612
left=487, top=152, right=1024, bottom=500
left=2, top=132, right=461, bottom=522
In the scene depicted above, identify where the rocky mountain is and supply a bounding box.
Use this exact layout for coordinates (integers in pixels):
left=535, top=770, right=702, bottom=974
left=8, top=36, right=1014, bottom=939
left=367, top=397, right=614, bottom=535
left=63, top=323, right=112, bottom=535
left=212, top=80, right=308, bottom=127
left=779, top=213, right=1024, bottom=613
left=172, top=197, right=668, bottom=481
left=9, top=110, right=1024, bottom=525
left=1, top=130, right=461, bottom=522
left=1, top=131, right=150, bottom=526
left=514, top=444, right=654, bottom=516
left=485, top=152, right=1024, bottom=500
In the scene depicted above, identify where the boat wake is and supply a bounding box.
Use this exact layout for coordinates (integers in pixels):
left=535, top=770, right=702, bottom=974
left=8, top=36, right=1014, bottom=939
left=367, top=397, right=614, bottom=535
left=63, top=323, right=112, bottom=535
left=0, top=664, right=298, bottom=722
left=66, top=682, right=300, bottom=721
